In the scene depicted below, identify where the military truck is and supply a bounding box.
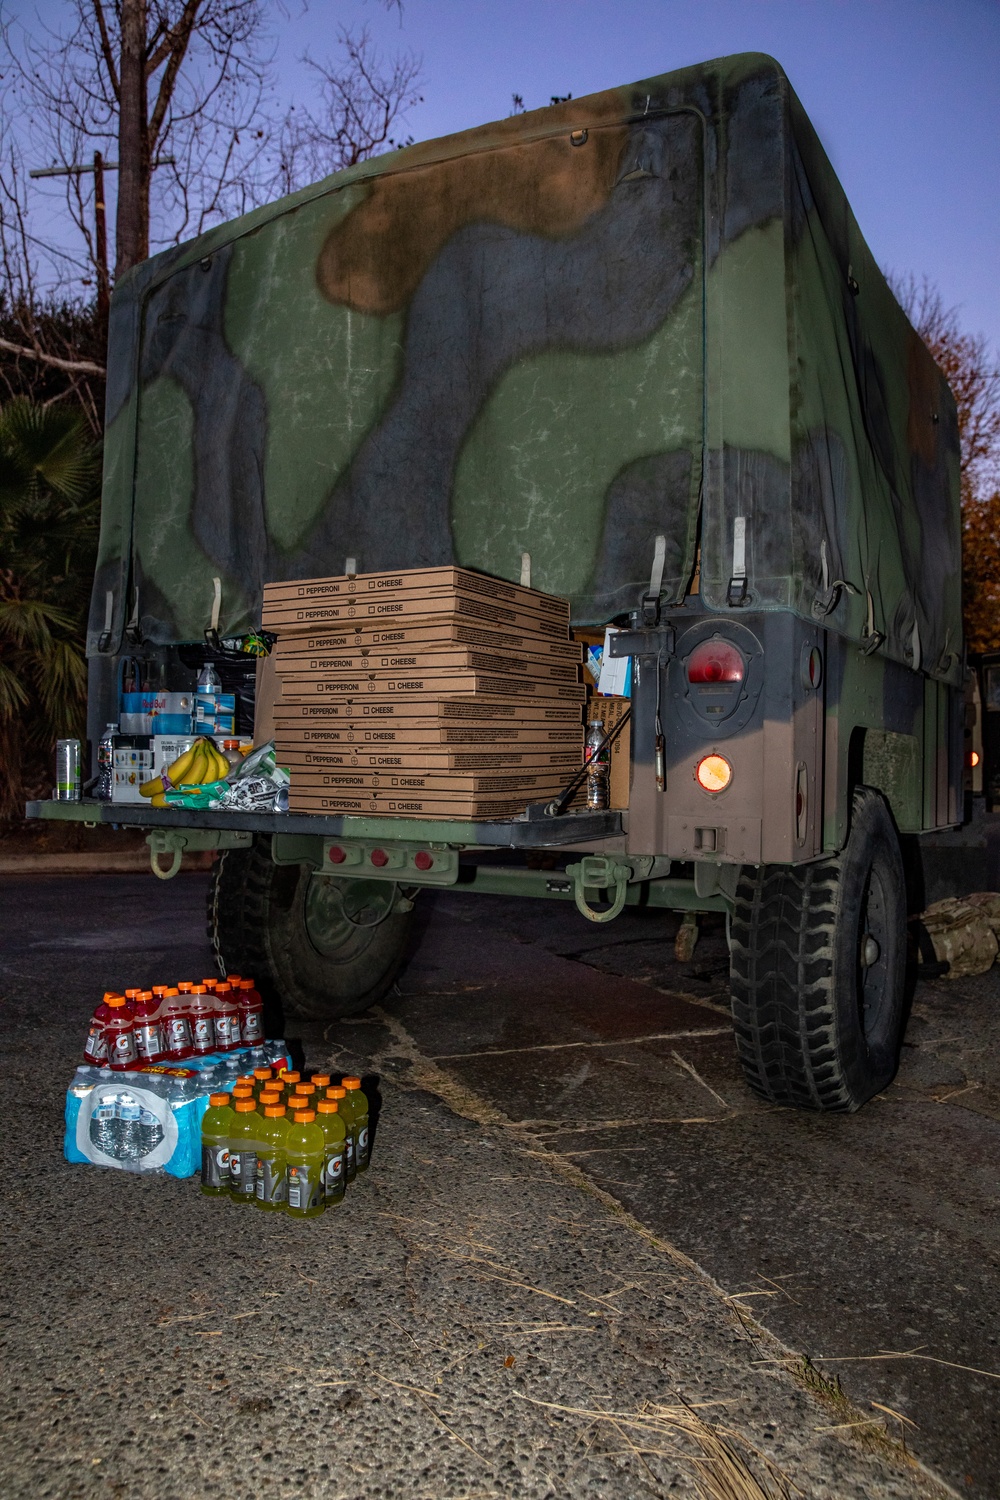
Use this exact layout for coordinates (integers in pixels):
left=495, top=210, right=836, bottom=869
left=28, top=52, right=963, bottom=1114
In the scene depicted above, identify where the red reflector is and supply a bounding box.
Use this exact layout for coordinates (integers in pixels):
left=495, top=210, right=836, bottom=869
left=687, top=639, right=745, bottom=684
left=370, top=848, right=388, bottom=867
left=327, top=846, right=346, bottom=864
left=414, top=851, right=433, bottom=871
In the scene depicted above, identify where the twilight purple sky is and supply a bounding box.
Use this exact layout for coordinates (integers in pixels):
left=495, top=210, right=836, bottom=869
left=276, top=0, right=1000, bottom=355
left=11, top=0, right=1000, bottom=356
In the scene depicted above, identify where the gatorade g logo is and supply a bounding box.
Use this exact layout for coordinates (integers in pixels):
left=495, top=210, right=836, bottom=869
left=193, top=1019, right=212, bottom=1043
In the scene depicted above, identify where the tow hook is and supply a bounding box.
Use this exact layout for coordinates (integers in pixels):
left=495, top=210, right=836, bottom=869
left=563, top=856, right=635, bottom=924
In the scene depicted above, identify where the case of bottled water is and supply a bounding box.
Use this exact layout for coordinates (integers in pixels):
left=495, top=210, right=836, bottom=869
left=63, top=1043, right=290, bottom=1177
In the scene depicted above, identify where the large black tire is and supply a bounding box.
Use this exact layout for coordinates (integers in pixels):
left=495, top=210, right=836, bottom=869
left=208, top=836, right=415, bottom=1021
left=729, top=786, right=906, bottom=1112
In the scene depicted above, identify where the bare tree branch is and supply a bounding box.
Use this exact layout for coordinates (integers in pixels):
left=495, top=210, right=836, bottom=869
left=0, top=337, right=105, bottom=376
left=91, top=0, right=120, bottom=99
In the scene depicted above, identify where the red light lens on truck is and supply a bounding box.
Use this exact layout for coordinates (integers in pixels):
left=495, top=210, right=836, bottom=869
left=328, top=846, right=346, bottom=864
left=696, top=755, right=733, bottom=793
left=414, top=851, right=434, bottom=871
left=686, top=639, right=745, bottom=684
left=370, top=848, right=388, bottom=867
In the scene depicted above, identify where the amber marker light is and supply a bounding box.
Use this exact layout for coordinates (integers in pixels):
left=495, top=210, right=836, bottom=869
left=970, top=751, right=981, bottom=767
left=696, top=754, right=733, bottom=793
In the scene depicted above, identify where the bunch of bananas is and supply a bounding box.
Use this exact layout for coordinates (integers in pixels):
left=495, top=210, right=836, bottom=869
left=140, top=738, right=230, bottom=807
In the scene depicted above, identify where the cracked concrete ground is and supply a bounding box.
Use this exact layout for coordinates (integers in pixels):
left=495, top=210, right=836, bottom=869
left=2, top=871, right=992, bottom=1498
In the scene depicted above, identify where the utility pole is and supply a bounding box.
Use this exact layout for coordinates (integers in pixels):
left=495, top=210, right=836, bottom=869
left=30, top=154, right=174, bottom=333
left=93, top=152, right=109, bottom=325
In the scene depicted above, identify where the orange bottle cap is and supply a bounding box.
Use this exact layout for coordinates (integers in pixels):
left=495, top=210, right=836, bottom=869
left=177, top=982, right=193, bottom=992
left=236, top=1075, right=254, bottom=1085
left=209, top=1093, right=230, bottom=1107
left=107, top=997, right=127, bottom=1010
left=235, top=1099, right=258, bottom=1113
left=296, top=1082, right=316, bottom=1094
left=239, top=978, right=256, bottom=990
left=104, top=991, right=124, bottom=1001
left=164, top=987, right=179, bottom=997
left=191, top=985, right=206, bottom=995
left=232, top=1085, right=254, bottom=1099
left=264, top=1104, right=286, bottom=1118
left=201, top=978, right=219, bottom=989
left=215, top=983, right=232, bottom=997
left=226, top=974, right=242, bottom=983
left=326, top=1086, right=346, bottom=1100
left=152, top=986, right=167, bottom=996
left=317, top=1100, right=339, bottom=1114
left=342, top=1077, right=361, bottom=1090
left=253, top=1069, right=272, bottom=1082
left=293, top=1110, right=315, bottom=1123
left=311, top=1075, right=331, bottom=1088
left=140, top=991, right=154, bottom=1001
left=123, top=989, right=141, bottom=999
left=282, top=1072, right=301, bottom=1084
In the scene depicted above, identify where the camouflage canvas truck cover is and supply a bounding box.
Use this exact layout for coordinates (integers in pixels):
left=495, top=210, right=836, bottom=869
left=71, top=51, right=961, bottom=1112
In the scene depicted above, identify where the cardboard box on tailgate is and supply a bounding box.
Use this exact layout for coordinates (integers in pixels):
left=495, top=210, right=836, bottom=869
left=261, top=567, right=584, bottom=818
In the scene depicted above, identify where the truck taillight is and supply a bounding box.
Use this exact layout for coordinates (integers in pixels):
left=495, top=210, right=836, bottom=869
left=686, top=639, right=745, bottom=683
left=696, top=754, right=733, bottom=792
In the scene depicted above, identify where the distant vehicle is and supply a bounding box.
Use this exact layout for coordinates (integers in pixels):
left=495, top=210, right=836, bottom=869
left=30, top=53, right=963, bottom=1113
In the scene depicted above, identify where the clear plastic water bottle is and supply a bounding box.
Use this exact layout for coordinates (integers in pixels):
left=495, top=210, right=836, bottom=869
left=138, top=1105, right=164, bottom=1158
left=96, top=723, right=117, bottom=801
left=117, top=1093, right=142, bottom=1162
left=196, top=662, right=221, bottom=734
left=89, top=1090, right=118, bottom=1157
left=585, top=719, right=610, bottom=810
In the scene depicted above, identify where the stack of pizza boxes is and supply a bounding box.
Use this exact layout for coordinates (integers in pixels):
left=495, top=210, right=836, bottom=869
left=261, top=567, right=585, bottom=818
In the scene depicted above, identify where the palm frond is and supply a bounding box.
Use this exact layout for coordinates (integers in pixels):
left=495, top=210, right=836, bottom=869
left=0, top=660, right=31, bottom=723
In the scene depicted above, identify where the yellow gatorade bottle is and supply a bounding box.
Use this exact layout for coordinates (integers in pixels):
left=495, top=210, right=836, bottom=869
left=229, top=1098, right=261, bottom=1206
left=284, top=1110, right=325, bottom=1218
left=255, top=1104, right=290, bottom=1212
left=200, top=1093, right=233, bottom=1197
left=316, top=1099, right=347, bottom=1206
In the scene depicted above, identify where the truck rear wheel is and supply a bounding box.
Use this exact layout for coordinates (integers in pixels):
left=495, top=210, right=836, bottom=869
left=729, top=786, right=906, bottom=1111
left=208, top=836, right=415, bottom=1021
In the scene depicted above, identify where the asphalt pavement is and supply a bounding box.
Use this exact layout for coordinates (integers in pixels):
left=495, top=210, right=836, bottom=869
left=2, top=869, right=995, bottom=1499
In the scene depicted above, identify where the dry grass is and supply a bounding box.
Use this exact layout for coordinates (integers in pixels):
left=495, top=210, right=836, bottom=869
left=515, top=1392, right=799, bottom=1499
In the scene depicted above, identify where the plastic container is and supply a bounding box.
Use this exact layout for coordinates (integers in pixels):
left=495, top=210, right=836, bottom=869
left=104, top=996, right=139, bottom=1071
left=83, top=992, right=121, bottom=1066
left=213, top=983, right=240, bottom=1052
left=340, top=1078, right=369, bottom=1176
left=237, top=979, right=264, bottom=1045
left=189, top=985, right=216, bottom=1057
left=317, top=1099, right=347, bottom=1207
left=229, top=1098, right=262, bottom=1205
left=96, top=723, right=117, bottom=800
left=160, top=988, right=193, bottom=1061
left=200, top=1093, right=234, bottom=1196
left=132, top=991, right=166, bottom=1064
left=284, top=1110, right=325, bottom=1218
left=255, top=1104, right=290, bottom=1211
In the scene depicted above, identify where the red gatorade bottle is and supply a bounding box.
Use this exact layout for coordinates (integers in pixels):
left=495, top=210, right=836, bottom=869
left=160, top=987, right=193, bottom=1061
left=189, top=984, right=216, bottom=1057
left=132, top=990, right=166, bottom=1063
left=83, top=992, right=121, bottom=1065
left=213, top=982, right=240, bottom=1052
left=104, top=995, right=139, bottom=1071
left=237, top=978, right=264, bottom=1045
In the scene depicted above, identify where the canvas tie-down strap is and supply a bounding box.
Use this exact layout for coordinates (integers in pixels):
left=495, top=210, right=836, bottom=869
left=641, top=534, right=667, bottom=626
left=124, top=585, right=143, bottom=645
left=520, top=552, right=532, bottom=588
left=727, top=516, right=748, bottom=607
left=812, top=538, right=858, bottom=619
left=204, top=576, right=223, bottom=652
left=97, top=589, right=114, bottom=653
